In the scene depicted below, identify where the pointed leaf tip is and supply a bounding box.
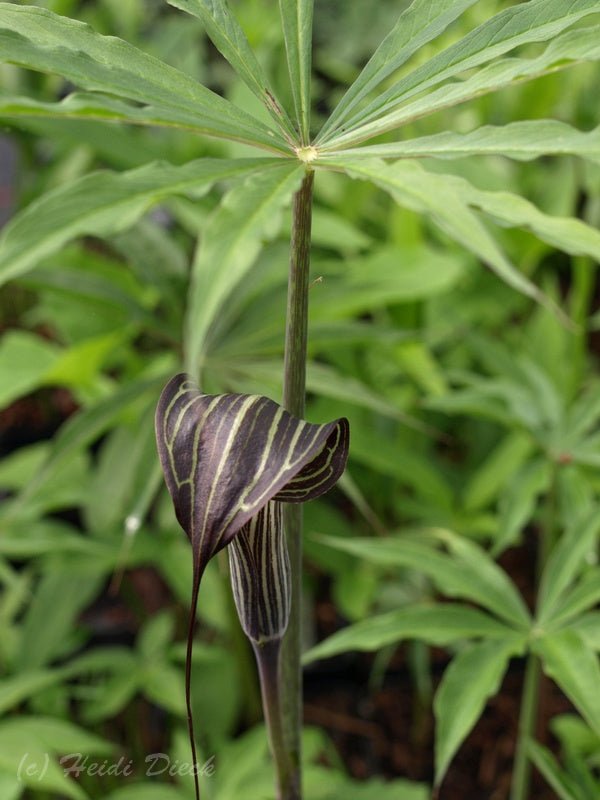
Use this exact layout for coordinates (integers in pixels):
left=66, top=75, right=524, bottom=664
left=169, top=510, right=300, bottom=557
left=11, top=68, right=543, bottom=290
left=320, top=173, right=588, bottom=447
left=155, top=373, right=349, bottom=564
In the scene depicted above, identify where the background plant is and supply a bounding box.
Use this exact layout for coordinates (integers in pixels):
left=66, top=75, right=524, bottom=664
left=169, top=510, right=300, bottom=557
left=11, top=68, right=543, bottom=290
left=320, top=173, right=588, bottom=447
left=0, top=0, right=600, bottom=798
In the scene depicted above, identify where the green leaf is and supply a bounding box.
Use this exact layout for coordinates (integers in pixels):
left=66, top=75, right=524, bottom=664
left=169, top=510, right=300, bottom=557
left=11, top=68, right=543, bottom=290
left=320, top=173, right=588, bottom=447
left=323, top=22, right=600, bottom=148
left=141, top=663, right=186, bottom=716
left=538, top=510, right=600, bottom=624
left=61, top=646, right=136, bottom=677
left=303, top=604, right=518, bottom=664
left=0, top=520, right=106, bottom=560
left=434, top=639, right=521, bottom=785
left=562, top=383, right=600, bottom=447
left=494, top=458, right=551, bottom=556
left=307, top=208, right=372, bottom=253
left=325, top=121, right=600, bottom=164
left=16, top=569, right=103, bottom=670
left=0, top=330, right=59, bottom=409
left=338, top=159, right=562, bottom=316
left=571, top=434, right=600, bottom=469
left=12, top=375, right=164, bottom=511
left=569, top=613, right=600, bottom=652
left=435, top=529, right=532, bottom=625
left=425, top=353, right=564, bottom=431
left=0, top=445, right=89, bottom=520
left=22, top=252, right=158, bottom=341
left=434, top=171, right=600, bottom=263
left=0, top=773, right=20, bottom=800
left=316, top=532, right=531, bottom=628
left=0, top=724, right=89, bottom=800
left=551, top=714, right=600, bottom=758
left=0, top=669, right=68, bottom=715
left=279, top=0, right=313, bottom=142
left=0, top=91, right=282, bottom=151
left=317, top=0, right=478, bottom=142
left=0, top=158, right=278, bottom=287
left=318, top=777, right=429, bottom=800
left=138, top=613, right=176, bottom=663
left=44, top=331, right=130, bottom=394
left=549, top=570, right=600, bottom=629
left=306, top=362, right=427, bottom=428
left=395, top=341, right=448, bottom=397
left=0, top=5, right=287, bottom=152
left=83, top=404, right=158, bottom=535
left=0, top=716, right=113, bottom=756
left=184, top=161, right=304, bottom=371
left=82, top=671, right=139, bottom=723
left=462, top=430, right=534, bottom=512
left=534, top=630, right=600, bottom=737
left=526, top=740, right=581, bottom=800
left=184, top=646, right=242, bottom=749
left=309, top=245, right=465, bottom=319
left=424, top=380, right=517, bottom=427
left=323, top=0, right=600, bottom=145
left=166, top=0, right=296, bottom=141
left=336, top=470, right=384, bottom=535
left=218, top=358, right=431, bottom=432
left=349, top=426, right=454, bottom=510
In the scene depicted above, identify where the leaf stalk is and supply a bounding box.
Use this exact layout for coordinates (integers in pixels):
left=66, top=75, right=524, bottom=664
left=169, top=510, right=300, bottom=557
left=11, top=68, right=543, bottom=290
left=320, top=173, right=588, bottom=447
left=511, top=467, right=558, bottom=800
left=280, top=168, right=315, bottom=800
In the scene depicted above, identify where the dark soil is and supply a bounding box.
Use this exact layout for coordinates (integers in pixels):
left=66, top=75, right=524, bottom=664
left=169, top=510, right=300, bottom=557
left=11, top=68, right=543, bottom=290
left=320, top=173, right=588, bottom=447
left=304, top=645, right=571, bottom=800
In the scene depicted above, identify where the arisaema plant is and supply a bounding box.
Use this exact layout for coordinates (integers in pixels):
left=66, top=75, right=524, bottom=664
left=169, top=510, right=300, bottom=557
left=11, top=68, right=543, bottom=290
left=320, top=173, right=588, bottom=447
left=155, top=373, right=348, bottom=799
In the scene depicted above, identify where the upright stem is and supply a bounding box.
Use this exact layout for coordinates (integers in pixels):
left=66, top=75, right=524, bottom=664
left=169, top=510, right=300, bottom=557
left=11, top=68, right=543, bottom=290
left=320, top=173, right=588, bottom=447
left=280, top=169, right=314, bottom=800
left=283, top=170, right=314, bottom=417
left=570, top=165, right=598, bottom=394
left=254, top=640, right=297, bottom=800
left=569, top=256, right=593, bottom=389
left=511, top=655, right=541, bottom=800
left=510, top=468, right=557, bottom=800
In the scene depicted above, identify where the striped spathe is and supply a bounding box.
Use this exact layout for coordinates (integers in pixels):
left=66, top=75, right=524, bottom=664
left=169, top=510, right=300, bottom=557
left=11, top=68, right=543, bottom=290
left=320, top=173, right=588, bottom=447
left=229, top=501, right=291, bottom=645
left=155, top=372, right=349, bottom=797
left=155, top=372, right=349, bottom=571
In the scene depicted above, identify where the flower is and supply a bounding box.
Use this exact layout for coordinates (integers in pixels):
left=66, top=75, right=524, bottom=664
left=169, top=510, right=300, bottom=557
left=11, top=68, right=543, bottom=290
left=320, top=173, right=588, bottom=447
left=155, top=373, right=349, bottom=800
left=155, top=373, right=349, bottom=582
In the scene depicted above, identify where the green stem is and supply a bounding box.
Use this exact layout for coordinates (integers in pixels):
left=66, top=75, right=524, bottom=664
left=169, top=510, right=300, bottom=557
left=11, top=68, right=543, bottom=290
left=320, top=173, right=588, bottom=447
left=254, top=639, right=298, bottom=800
left=569, top=164, right=598, bottom=392
left=510, top=654, right=541, bottom=800
left=280, top=168, right=315, bottom=800
left=283, top=170, right=314, bottom=417
left=511, top=468, right=557, bottom=800
left=569, top=254, right=595, bottom=395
